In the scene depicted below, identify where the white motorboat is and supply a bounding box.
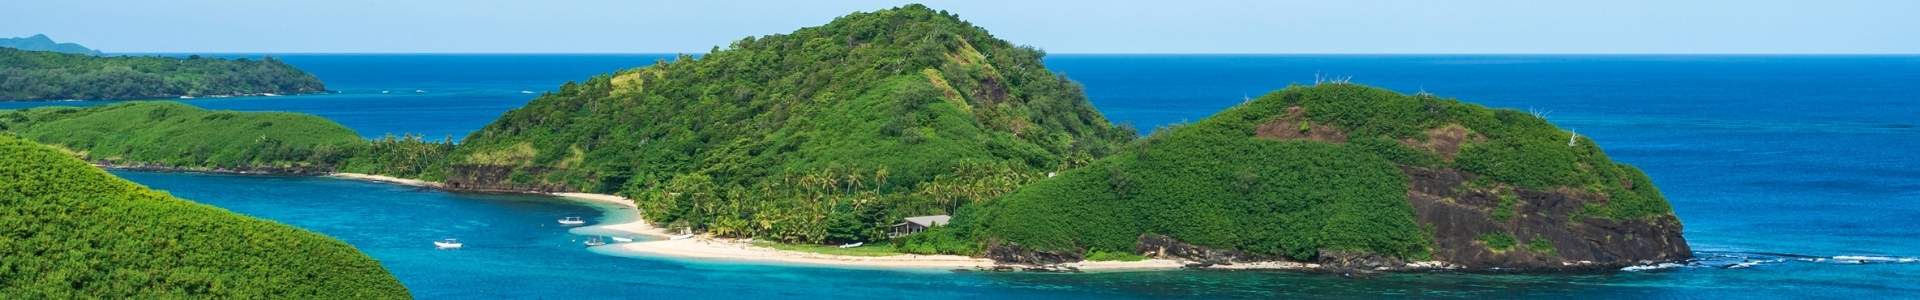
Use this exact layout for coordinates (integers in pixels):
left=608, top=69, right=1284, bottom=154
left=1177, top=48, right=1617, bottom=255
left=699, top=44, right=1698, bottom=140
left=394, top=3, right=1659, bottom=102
left=434, top=238, right=463, bottom=249
left=520, top=90, right=535, bottom=94
left=414, top=89, right=427, bottom=93
left=583, top=237, right=607, bottom=247
left=610, top=236, right=634, bottom=243
left=669, top=233, right=695, bottom=240
left=557, top=216, right=586, bottom=225
left=838, top=242, right=864, bottom=249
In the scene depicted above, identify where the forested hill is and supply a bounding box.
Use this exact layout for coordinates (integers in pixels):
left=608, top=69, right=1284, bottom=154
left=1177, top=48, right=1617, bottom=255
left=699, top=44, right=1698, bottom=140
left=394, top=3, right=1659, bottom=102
left=0, top=102, right=453, bottom=177
left=0, top=134, right=408, bottom=298
left=0, top=34, right=101, bottom=55
left=0, top=48, right=326, bottom=101
left=450, top=4, right=1134, bottom=243
left=921, top=83, right=1690, bottom=270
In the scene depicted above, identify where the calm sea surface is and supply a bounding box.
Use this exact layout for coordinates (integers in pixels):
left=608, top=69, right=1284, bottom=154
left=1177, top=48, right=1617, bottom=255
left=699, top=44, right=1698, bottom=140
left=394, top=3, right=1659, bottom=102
left=11, top=54, right=1920, bottom=298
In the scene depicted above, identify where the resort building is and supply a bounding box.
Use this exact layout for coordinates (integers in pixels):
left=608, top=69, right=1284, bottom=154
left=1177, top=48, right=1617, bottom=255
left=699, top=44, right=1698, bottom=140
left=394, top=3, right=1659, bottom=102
left=890, top=215, right=951, bottom=238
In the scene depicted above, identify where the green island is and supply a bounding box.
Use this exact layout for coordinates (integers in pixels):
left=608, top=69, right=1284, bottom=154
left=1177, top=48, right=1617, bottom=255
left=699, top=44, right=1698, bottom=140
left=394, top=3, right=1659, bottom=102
left=0, top=134, right=407, bottom=298
left=0, top=34, right=101, bottom=55
left=0, top=5, right=1689, bottom=272
left=928, top=83, right=1691, bottom=269
left=447, top=5, right=1135, bottom=245
left=0, top=47, right=325, bottom=101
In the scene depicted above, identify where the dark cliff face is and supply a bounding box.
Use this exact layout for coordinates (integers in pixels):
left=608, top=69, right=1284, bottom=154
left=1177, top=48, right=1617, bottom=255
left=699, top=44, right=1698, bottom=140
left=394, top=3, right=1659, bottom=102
left=1404, top=167, right=1691, bottom=270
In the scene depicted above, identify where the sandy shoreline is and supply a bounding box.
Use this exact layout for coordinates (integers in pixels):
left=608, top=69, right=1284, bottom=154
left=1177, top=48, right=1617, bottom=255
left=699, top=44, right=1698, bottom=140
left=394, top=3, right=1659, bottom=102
left=326, top=172, right=1212, bottom=272
left=326, top=172, right=444, bottom=188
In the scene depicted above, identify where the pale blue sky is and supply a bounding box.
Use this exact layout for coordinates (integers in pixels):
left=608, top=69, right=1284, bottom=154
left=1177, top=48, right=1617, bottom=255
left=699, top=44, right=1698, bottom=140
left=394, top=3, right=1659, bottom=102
left=5, top=0, right=1916, bottom=54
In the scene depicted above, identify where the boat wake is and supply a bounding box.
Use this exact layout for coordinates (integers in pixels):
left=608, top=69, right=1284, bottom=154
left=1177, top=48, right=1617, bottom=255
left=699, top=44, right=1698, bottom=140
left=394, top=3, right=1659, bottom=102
left=1622, top=251, right=1919, bottom=272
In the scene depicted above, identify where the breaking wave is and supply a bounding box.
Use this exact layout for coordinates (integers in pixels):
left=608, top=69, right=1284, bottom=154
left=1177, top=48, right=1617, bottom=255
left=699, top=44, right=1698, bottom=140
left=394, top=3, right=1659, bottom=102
left=1622, top=251, right=1918, bottom=272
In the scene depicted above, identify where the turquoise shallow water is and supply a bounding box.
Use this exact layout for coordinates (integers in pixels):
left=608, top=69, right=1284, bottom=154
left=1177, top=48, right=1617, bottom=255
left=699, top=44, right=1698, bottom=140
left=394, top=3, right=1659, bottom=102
left=107, top=171, right=1920, bottom=299
left=12, top=54, right=1920, bottom=298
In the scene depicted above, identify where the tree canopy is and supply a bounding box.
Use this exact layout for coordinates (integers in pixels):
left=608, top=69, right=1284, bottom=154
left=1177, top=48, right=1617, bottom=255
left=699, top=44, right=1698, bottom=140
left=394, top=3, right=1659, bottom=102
left=0, top=134, right=408, bottom=298
left=0, top=48, right=324, bottom=101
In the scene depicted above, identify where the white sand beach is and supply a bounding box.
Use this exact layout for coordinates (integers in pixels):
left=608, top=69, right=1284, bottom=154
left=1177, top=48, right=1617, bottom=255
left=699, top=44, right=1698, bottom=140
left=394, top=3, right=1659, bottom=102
left=327, top=172, right=444, bottom=188
left=564, top=193, right=1209, bottom=271
left=322, top=172, right=1215, bottom=272
left=602, top=238, right=1000, bottom=270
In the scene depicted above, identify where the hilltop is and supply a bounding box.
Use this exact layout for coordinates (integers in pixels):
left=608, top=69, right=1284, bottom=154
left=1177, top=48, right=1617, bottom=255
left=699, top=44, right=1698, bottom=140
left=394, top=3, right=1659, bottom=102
left=924, top=83, right=1690, bottom=270
left=0, top=134, right=408, bottom=298
left=0, top=48, right=326, bottom=101
left=450, top=5, right=1133, bottom=244
left=0, top=34, right=100, bottom=55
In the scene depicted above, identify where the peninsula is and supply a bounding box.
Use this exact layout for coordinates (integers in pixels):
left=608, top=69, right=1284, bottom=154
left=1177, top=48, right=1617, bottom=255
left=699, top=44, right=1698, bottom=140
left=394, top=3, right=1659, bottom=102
left=0, top=48, right=325, bottom=101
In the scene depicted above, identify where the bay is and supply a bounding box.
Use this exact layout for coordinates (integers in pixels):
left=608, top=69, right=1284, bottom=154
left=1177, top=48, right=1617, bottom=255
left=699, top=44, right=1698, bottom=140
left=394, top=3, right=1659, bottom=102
left=13, top=54, right=1919, bottom=298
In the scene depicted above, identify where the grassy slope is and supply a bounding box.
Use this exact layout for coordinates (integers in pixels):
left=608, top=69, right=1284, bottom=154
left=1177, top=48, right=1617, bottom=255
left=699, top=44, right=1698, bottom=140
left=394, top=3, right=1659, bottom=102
left=953, top=83, right=1674, bottom=261
left=0, top=134, right=406, bottom=298
left=0, top=102, right=363, bottom=170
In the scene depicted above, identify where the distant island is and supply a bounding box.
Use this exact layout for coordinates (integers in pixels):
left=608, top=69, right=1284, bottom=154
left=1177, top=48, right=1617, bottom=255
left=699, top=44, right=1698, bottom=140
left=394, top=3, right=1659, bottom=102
left=0, top=34, right=101, bottom=55
left=0, top=48, right=326, bottom=101
left=0, top=134, right=407, bottom=298
left=0, top=4, right=1690, bottom=273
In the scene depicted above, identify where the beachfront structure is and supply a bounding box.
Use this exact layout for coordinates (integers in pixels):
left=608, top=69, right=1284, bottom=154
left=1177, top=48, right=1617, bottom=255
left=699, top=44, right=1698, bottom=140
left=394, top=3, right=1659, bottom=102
left=890, top=215, right=951, bottom=238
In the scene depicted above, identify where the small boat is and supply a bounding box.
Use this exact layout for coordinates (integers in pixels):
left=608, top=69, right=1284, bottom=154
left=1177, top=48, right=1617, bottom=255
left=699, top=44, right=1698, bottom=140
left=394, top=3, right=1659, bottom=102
left=178, top=95, right=195, bottom=99
left=414, top=89, right=427, bottom=93
left=262, top=93, right=280, bottom=97
left=669, top=233, right=695, bottom=240
left=520, top=90, right=535, bottom=94
left=434, top=238, right=463, bottom=249
left=557, top=216, right=585, bottom=225
left=610, top=236, right=634, bottom=243
left=381, top=90, right=391, bottom=94
left=583, top=237, right=607, bottom=247
left=838, top=242, right=864, bottom=249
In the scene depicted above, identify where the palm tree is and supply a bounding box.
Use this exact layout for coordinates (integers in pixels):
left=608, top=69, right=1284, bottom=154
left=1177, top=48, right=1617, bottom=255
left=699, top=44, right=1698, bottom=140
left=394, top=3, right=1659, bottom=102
left=873, top=167, right=890, bottom=192
left=844, top=169, right=863, bottom=194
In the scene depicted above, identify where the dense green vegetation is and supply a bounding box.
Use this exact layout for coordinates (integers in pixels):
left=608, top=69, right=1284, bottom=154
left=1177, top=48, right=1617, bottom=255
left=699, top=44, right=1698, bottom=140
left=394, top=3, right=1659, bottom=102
left=456, top=5, right=1132, bottom=244
left=0, top=47, right=324, bottom=100
left=0, top=102, right=362, bottom=171
left=919, top=83, right=1674, bottom=262
left=0, top=6, right=1677, bottom=266
left=337, top=133, right=457, bottom=180
left=1084, top=250, right=1148, bottom=262
left=0, top=102, right=456, bottom=179
left=0, top=134, right=407, bottom=298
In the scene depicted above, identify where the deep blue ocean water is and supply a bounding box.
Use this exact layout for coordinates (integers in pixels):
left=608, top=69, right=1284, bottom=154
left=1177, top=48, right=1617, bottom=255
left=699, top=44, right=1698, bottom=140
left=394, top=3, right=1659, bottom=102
left=11, top=54, right=1920, bottom=298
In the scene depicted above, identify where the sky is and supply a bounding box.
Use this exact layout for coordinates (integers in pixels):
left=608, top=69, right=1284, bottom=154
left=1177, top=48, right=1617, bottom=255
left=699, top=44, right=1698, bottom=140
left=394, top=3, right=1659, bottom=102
left=4, top=0, right=1917, bottom=54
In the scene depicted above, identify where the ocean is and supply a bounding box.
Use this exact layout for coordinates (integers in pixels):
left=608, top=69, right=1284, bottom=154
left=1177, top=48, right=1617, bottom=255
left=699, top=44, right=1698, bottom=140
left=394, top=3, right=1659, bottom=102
left=10, top=54, right=1920, bottom=298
